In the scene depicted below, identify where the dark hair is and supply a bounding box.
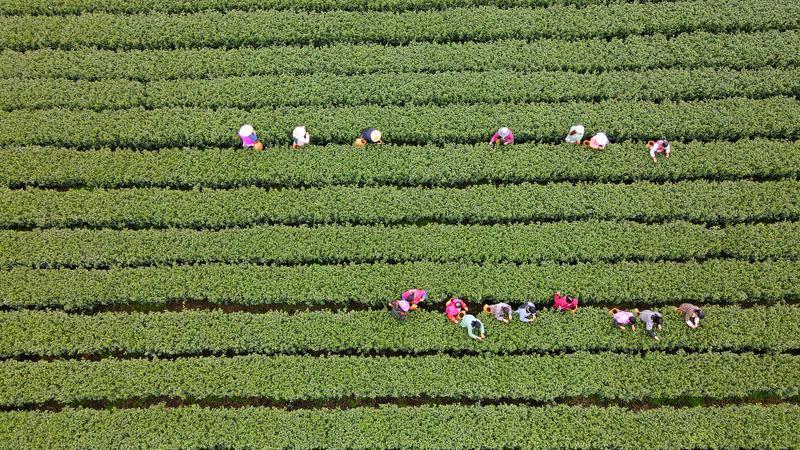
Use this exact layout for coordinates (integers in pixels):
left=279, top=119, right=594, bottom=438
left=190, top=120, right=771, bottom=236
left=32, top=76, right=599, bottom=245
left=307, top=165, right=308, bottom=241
left=629, top=316, right=638, bottom=324
left=652, top=315, right=663, bottom=325
left=471, top=320, right=482, bottom=334
left=526, top=303, right=537, bottom=314
left=502, top=305, right=511, bottom=315
left=697, top=310, right=705, bottom=319
left=662, top=139, right=670, bottom=147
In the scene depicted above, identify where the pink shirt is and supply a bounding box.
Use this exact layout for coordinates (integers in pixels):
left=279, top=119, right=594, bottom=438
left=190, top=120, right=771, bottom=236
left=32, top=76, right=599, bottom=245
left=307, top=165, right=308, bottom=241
left=402, top=289, right=427, bottom=305
left=613, top=311, right=634, bottom=324
left=553, top=293, right=578, bottom=310
left=649, top=140, right=671, bottom=157
left=489, top=131, right=514, bottom=145
left=446, top=299, right=466, bottom=316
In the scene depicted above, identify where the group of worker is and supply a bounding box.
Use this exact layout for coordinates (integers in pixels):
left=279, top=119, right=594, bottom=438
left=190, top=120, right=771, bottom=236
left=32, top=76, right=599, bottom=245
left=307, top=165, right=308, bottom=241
left=390, top=289, right=705, bottom=341
left=237, top=124, right=672, bottom=163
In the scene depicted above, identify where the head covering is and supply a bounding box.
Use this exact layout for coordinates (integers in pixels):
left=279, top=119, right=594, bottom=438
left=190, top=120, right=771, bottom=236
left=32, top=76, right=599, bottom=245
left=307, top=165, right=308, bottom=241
left=498, top=127, right=511, bottom=137
left=238, top=125, right=254, bottom=138
left=292, top=126, right=307, bottom=140
left=594, top=133, right=609, bottom=147
left=571, top=125, right=585, bottom=135
left=397, top=300, right=410, bottom=312
left=370, top=129, right=382, bottom=142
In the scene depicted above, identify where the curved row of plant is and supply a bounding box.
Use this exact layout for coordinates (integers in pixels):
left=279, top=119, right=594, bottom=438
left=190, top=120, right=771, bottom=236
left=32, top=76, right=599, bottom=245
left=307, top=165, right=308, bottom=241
left=2, top=404, right=798, bottom=449
left=3, top=140, right=798, bottom=190
left=2, top=0, right=796, bottom=51
left=2, top=180, right=798, bottom=229
left=2, top=222, right=798, bottom=270
left=1, top=31, right=796, bottom=81
left=2, top=305, right=797, bottom=358
left=0, top=0, right=672, bottom=15
left=2, top=352, right=797, bottom=407
left=4, top=67, right=799, bottom=111
left=2, top=98, right=798, bottom=147
left=2, top=260, right=797, bottom=310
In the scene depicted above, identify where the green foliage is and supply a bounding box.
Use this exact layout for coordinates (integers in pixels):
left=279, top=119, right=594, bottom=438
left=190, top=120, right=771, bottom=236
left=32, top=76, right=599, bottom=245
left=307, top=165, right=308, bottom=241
left=2, top=140, right=799, bottom=189
left=3, top=67, right=799, bottom=110
left=1, top=404, right=798, bottom=449
left=2, top=180, right=798, bottom=229
left=1, top=352, right=797, bottom=407
left=2, top=221, right=799, bottom=269
left=2, top=30, right=797, bottom=81
left=2, top=0, right=797, bottom=50
left=1, top=260, right=797, bottom=309
left=2, top=306, right=798, bottom=358
left=0, top=0, right=666, bottom=15
left=1, top=97, right=798, bottom=147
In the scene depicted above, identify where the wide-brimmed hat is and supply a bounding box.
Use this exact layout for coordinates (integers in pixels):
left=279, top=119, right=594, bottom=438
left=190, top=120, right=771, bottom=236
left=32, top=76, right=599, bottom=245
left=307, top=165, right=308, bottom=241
left=238, top=124, right=254, bottom=137
left=370, top=129, right=382, bottom=142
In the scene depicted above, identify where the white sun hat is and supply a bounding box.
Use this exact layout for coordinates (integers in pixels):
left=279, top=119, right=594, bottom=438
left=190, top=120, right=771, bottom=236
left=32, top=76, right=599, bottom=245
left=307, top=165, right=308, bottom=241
left=370, top=129, right=382, bottom=142
left=594, top=132, right=609, bottom=147
left=238, top=124, right=254, bottom=138
left=292, top=126, right=307, bottom=140
left=498, top=126, right=511, bottom=137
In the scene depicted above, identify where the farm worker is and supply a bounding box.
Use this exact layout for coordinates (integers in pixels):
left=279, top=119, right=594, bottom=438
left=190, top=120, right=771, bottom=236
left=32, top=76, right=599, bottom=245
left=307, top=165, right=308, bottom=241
left=565, top=125, right=585, bottom=144
left=553, top=291, right=579, bottom=313
left=648, top=139, right=671, bottom=163
left=516, top=302, right=537, bottom=323
left=238, top=124, right=258, bottom=148
left=292, top=126, right=310, bottom=148
left=459, top=312, right=486, bottom=341
left=402, top=289, right=427, bottom=311
left=483, top=303, right=512, bottom=323
left=638, top=309, right=663, bottom=340
left=583, top=132, right=609, bottom=150
left=356, top=128, right=383, bottom=147
left=609, top=308, right=639, bottom=332
left=388, top=299, right=411, bottom=321
left=445, top=298, right=468, bottom=324
left=675, top=303, right=705, bottom=329
left=489, top=126, right=514, bottom=145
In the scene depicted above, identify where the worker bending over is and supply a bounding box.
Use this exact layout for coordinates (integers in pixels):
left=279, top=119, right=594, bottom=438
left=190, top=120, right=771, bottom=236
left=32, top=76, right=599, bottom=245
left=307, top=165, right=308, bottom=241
left=583, top=132, right=609, bottom=150
left=565, top=125, right=585, bottom=144
left=676, top=303, right=704, bottom=329
left=610, top=308, right=638, bottom=332
left=553, top=291, right=579, bottom=313
left=516, top=302, right=537, bottom=323
left=356, top=128, right=383, bottom=147
left=489, top=127, right=514, bottom=146
left=459, top=311, right=486, bottom=341
left=388, top=299, right=410, bottom=321
left=446, top=298, right=469, bottom=324
left=648, top=139, right=671, bottom=163
left=483, top=303, right=512, bottom=323
left=638, top=309, right=663, bottom=340
left=292, top=126, right=310, bottom=148
left=401, top=289, right=427, bottom=311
